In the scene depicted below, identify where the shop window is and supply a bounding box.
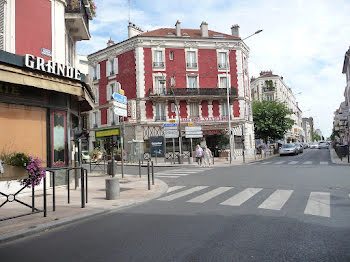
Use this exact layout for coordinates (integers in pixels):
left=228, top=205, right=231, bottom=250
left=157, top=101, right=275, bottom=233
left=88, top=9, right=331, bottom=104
left=51, top=111, right=67, bottom=167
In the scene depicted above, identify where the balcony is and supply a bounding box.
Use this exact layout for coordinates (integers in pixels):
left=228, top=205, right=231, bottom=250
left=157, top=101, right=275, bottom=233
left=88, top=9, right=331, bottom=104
left=149, top=87, right=238, bottom=99
left=153, top=62, right=165, bottom=68
left=218, top=63, right=228, bottom=70
left=262, top=86, right=275, bottom=93
left=186, top=62, right=198, bottom=69
left=65, top=0, right=91, bottom=40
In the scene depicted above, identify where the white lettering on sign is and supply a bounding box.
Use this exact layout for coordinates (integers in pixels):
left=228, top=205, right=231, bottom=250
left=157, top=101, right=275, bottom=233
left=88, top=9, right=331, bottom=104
left=24, top=54, right=81, bottom=81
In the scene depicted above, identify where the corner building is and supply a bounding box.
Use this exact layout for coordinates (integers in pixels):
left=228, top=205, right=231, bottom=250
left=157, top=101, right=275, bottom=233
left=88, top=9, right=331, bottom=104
left=88, top=21, right=255, bottom=158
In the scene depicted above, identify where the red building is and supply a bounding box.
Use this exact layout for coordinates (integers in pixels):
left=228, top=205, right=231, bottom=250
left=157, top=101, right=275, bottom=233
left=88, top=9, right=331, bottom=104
left=88, top=21, right=255, bottom=159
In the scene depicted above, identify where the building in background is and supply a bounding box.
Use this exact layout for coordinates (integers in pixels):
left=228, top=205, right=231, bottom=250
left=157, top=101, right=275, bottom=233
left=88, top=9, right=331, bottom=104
left=0, top=0, right=95, bottom=170
left=302, top=117, right=314, bottom=143
left=250, top=71, right=304, bottom=143
left=87, top=21, right=255, bottom=158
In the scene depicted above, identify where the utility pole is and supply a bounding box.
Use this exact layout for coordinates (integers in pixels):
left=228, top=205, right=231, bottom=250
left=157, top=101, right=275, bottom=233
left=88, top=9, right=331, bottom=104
left=225, top=51, right=233, bottom=164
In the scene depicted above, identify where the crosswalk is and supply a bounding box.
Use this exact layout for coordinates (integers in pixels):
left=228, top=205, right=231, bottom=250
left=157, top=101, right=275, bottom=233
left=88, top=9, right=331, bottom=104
left=158, top=185, right=337, bottom=218
left=250, top=160, right=330, bottom=166
left=155, top=168, right=213, bottom=179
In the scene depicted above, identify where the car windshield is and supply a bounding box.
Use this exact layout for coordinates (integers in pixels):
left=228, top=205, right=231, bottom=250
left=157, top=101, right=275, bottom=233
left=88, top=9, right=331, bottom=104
left=282, top=144, right=294, bottom=148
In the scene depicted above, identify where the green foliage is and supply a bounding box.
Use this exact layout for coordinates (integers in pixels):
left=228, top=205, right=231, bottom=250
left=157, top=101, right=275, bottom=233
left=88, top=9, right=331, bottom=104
left=265, top=80, right=274, bottom=88
left=311, top=130, right=321, bottom=141
left=1, top=153, right=30, bottom=167
left=252, top=100, right=295, bottom=142
left=217, top=134, right=230, bottom=150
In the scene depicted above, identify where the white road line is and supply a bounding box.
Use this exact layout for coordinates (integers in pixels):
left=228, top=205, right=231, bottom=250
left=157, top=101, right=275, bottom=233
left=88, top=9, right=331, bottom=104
left=320, top=162, right=328, bottom=165
left=261, top=162, right=272, bottom=165
left=274, top=161, right=285, bottom=164
left=220, top=188, right=263, bottom=206
left=157, top=186, right=208, bottom=201
left=156, top=175, right=181, bottom=178
left=304, top=192, right=330, bottom=218
left=187, top=187, right=233, bottom=203
left=288, top=161, right=298, bottom=165
left=167, top=186, right=186, bottom=193
left=155, top=173, right=193, bottom=176
left=258, top=189, right=294, bottom=210
left=163, top=171, right=199, bottom=174
left=303, top=161, right=313, bottom=165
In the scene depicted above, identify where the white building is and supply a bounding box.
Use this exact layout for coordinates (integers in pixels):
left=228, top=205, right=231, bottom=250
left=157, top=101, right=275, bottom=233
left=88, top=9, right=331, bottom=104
left=251, top=71, right=304, bottom=142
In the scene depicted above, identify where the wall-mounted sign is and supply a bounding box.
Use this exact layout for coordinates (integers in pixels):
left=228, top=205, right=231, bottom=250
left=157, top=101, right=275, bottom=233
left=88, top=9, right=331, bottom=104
left=181, top=116, right=229, bottom=123
left=41, top=48, right=52, bottom=57
left=95, top=128, right=120, bottom=138
left=24, top=54, right=81, bottom=81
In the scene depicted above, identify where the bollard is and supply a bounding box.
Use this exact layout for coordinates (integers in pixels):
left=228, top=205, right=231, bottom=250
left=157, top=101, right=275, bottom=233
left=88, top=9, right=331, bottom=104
left=139, top=159, right=141, bottom=178
left=32, top=185, right=35, bottom=212
left=43, top=176, right=47, bottom=217
left=151, top=161, right=155, bottom=185
left=67, top=169, right=70, bottom=204
left=147, top=161, right=151, bottom=190
left=81, top=168, right=85, bottom=208
left=52, top=172, right=56, bottom=212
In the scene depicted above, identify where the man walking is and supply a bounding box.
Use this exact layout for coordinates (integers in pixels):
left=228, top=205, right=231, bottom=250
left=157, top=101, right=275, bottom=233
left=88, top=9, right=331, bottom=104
left=195, top=145, right=203, bottom=166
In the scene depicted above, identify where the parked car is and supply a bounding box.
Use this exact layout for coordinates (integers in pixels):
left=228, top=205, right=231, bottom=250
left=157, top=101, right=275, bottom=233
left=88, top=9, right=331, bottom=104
left=279, top=143, right=298, bottom=156
left=81, top=151, right=91, bottom=163
left=319, top=141, right=329, bottom=149
left=295, top=142, right=303, bottom=153
left=309, top=142, right=319, bottom=149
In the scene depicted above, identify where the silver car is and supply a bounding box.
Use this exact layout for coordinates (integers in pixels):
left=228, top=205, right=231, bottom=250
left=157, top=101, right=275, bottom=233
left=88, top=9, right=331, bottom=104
left=319, top=142, right=329, bottom=149
left=309, top=142, right=319, bottom=149
left=279, top=143, right=297, bottom=156
left=295, top=142, right=303, bottom=153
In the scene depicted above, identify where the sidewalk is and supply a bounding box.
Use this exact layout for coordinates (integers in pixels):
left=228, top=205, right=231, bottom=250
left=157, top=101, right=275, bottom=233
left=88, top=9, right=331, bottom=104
left=0, top=172, right=167, bottom=243
left=330, top=147, right=350, bottom=165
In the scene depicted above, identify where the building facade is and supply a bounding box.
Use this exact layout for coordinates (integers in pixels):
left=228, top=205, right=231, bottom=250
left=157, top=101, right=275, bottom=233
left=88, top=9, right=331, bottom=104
left=250, top=71, right=304, bottom=143
left=87, top=21, right=255, bottom=158
left=0, top=0, right=94, bottom=171
left=302, top=117, right=314, bottom=143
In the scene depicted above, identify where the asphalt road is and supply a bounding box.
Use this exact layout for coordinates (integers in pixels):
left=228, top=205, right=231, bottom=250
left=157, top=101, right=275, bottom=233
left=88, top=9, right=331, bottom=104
left=1, top=148, right=350, bottom=262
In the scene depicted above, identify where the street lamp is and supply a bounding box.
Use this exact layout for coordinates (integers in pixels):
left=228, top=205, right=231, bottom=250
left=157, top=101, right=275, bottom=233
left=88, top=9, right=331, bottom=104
left=242, top=29, right=263, bottom=41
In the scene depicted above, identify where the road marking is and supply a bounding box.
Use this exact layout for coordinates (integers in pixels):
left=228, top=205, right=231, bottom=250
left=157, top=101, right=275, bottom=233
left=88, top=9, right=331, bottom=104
left=304, top=192, right=330, bottom=217
left=288, top=161, right=298, bottom=165
left=320, top=162, right=328, bottom=165
left=156, top=175, right=181, bottom=178
left=220, top=188, right=263, bottom=206
left=156, top=173, right=194, bottom=176
left=187, top=187, right=233, bottom=203
left=157, top=186, right=208, bottom=201
left=303, top=161, right=313, bottom=165
left=258, top=189, right=294, bottom=210
left=274, top=161, right=285, bottom=164
left=261, top=161, right=272, bottom=165
left=167, top=186, right=186, bottom=193
left=163, top=171, right=199, bottom=174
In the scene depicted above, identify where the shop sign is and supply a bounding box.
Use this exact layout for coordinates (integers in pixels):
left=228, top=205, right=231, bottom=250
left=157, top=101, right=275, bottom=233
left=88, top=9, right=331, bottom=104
left=24, top=54, right=81, bottom=81
left=181, top=116, right=229, bottom=123
left=203, top=130, right=221, bottom=135
left=95, top=128, right=120, bottom=138
left=149, top=136, right=164, bottom=157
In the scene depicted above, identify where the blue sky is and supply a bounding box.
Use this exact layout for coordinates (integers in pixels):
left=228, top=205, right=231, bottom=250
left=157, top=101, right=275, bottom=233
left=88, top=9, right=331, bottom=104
left=78, top=0, right=350, bottom=138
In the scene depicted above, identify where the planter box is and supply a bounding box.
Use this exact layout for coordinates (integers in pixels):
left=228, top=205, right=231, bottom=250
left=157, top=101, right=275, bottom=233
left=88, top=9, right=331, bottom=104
left=0, top=164, right=27, bottom=181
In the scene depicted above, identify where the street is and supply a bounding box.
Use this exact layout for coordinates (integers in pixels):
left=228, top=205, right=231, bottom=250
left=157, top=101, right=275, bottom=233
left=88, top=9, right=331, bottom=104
left=1, top=149, right=350, bottom=261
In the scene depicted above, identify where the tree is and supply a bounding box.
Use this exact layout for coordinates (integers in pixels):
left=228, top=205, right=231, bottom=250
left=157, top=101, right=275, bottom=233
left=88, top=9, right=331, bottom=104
left=252, top=100, right=295, bottom=143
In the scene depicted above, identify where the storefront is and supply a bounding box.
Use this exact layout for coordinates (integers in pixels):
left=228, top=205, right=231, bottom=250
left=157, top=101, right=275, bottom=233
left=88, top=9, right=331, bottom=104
left=0, top=51, right=94, bottom=168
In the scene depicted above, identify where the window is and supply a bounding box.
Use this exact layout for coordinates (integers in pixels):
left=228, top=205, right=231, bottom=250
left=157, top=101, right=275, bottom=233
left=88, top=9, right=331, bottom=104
left=88, top=65, right=96, bottom=80
left=107, top=82, right=120, bottom=101
left=93, top=111, right=98, bottom=127
left=154, top=77, right=166, bottom=95
left=170, top=76, right=175, bottom=87
left=219, top=76, right=228, bottom=88
left=107, top=57, right=118, bottom=76
left=218, top=52, right=227, bottom=69
left=187, top=75, right=198, bottom=88
left=155, top=103, right=166, bottom=121
left=109, top=107, right=119, bottom=125
left=67, top=35, right=74, bottom=66
left=113, top=57, right=118, bottom=74
left=106, top=60, right=112, bottom=77
left=265, top=94, right=274, bottom=101
left=189, top=103, right=199, bottom=118
left=186, top=51, right=197, bottom=69
left=169, top=51, right=174, bottom=60
left=153, top=50, right=164, bottom=68
left=222, top=102, right=229, bottom=116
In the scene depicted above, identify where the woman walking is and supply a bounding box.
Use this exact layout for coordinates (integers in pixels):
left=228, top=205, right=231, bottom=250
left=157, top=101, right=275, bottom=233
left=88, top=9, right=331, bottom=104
left=195, top=145, right=203, bottom=166
left=203, top=146, right=212, bottom=167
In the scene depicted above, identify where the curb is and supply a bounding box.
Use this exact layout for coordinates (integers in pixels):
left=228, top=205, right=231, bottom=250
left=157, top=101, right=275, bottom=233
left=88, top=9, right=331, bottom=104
left=0, top=179, right=168, bottom=244
left=329, top=147, right=350, bottom=165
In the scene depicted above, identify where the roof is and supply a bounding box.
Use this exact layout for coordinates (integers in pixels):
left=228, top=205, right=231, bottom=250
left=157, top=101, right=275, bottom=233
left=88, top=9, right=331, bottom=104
left=140, top=28, right=240, bottom=40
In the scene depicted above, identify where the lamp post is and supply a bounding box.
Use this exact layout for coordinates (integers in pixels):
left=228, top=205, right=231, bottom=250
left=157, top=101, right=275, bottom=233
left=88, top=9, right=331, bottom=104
left=242, top=30, right=263, bottom=41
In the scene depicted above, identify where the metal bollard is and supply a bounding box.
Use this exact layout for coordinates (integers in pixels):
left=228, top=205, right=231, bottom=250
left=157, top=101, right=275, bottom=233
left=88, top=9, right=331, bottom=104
left=52, top=171, right=56, bottom=212
left=81, top=168, right=85, bottom=208
left=151, top=161, right=155, bottom=185
left=85, top=169, right=88, bottom=203
left=139, top=159, right=141, bottom=178
left=67, top=169, right=70, bottom=204
left=32, top=185, right=35, bottom=212
left=43, top=176, right=47, bottom=217
left=147, top=161, right=151, bottom=190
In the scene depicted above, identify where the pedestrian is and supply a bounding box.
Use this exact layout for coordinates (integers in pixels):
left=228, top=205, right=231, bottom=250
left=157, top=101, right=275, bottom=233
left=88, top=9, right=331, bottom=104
left=203, top=146, right=213, bottom=167
left=195, top=144, right=203, bottom=166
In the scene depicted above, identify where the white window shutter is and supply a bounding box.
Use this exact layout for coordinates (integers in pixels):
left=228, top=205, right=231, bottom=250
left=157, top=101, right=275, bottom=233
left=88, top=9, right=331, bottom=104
left=96, top=64, right=100, bottom=79
left=117, top=82, right=121, bottom=93
left=106, top=60, right=111, bottom=77
left=88, top=65, right=94, bottom=80
left=113, top=58, right=118, bottom=74
left=107, top=84, right=110, bottom=101
left=98, top=110, right=101, bottom=127
left=89, top=112, right=93, bottom=129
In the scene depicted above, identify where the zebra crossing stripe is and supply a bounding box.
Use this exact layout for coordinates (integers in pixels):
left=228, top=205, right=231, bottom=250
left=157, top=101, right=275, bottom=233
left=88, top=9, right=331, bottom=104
left=167, top=186, right=186, bottom=193
left=220, top=188, right=263, bottom=206
left=304, top=192, right=330, bottom=217
left=187, top=187, right=233, bottom=203
left=288, top=161, right=298, bottom=165
left=164, top=171, right=199, bottom=174
left=261, top=162, right=272, bottom=165
left=274, top=161, right=285, bottom=165
left=156, top=173, right=193, bottom=176
left=303, top=161, right=313, bottom=165
left=258, top=189, right=293, bottom=210
left=157, top=175, right=181, bottom=178
left=157, top=186, right=208, bottom=201
left=320, top=162, right=328, bottom=165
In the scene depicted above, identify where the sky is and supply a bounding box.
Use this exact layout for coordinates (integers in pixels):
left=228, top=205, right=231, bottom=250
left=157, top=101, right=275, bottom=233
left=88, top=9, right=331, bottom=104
left=78, top=0, right=350, bottom=138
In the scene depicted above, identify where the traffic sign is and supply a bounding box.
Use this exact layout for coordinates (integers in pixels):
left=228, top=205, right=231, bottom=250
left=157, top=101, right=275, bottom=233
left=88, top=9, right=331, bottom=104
left=113, top=101, right=127, bottom=109
left=185, top=126, right=203, bottom=138
left=164, top=123, right=177, bottom=127
left=169, top=119, right=176, bottom=123
left=185, top=126, right=201, bottom=131
left=114, top=107, right=127, bottom=117
left=164, top=129, right=179, bottom=138
left=188, top=123, right=194, bottom=127
left=112, top=92, right=127, bottom=104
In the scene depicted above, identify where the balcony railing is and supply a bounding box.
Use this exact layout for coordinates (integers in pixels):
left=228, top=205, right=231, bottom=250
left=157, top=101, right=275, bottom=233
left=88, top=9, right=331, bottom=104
left=263, top=86, right=275, bottom=92
left=65, top=0, right=90, bottom=40
left=186, top=62, right=198, bottom=69
left=149, top=87, right=238, bottom=97
left=153, top=62, right=165, bottom=68
left=218, top=63, right=228, bottom=69
left=155, top=115, right=166, bottom=121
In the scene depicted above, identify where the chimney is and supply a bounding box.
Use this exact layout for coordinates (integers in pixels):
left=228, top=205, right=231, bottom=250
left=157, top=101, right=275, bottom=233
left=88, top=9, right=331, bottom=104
left=231, top=24, right=240, bottom=37
left=175, top=20, right=181, bottom=37
left=107, top=38, right=115, bottom=47
left=128, top=22, right=144, bottom=38
left=200, top=21, right=208, bottom=37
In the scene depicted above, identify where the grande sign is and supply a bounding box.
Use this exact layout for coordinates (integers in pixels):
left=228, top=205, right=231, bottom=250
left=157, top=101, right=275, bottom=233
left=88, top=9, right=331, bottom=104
left=24, top=54, right=81, bottom=81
